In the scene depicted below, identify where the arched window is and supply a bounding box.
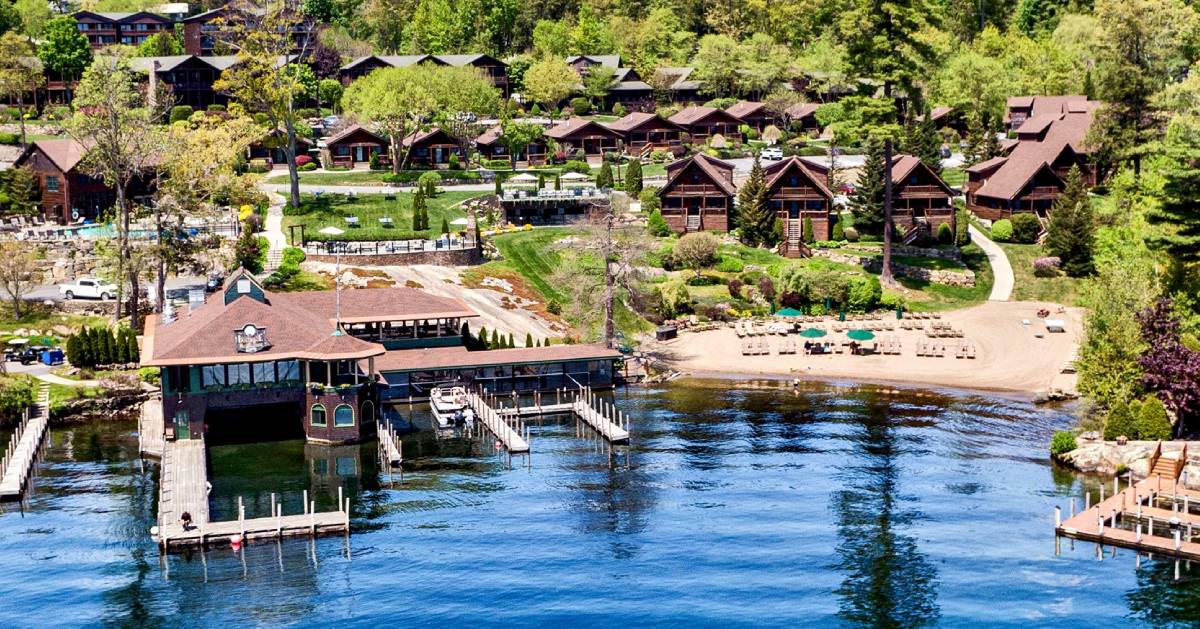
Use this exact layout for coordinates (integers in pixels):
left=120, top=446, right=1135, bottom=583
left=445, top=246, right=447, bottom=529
left=360, top=401, right=375, bottom=425
left=334, top=404, right=355, bottom=427
left=310, top=403, right=327, bottom=427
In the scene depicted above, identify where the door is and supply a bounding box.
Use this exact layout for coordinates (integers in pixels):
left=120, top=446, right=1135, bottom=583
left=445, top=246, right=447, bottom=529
left=173, top=409, right=190, bottom=440
left=354, top=146, right=365, bottom=162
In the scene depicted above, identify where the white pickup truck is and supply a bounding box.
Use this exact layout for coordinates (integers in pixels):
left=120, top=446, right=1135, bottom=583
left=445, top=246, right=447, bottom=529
left=59, top=278, right=118, bottom=301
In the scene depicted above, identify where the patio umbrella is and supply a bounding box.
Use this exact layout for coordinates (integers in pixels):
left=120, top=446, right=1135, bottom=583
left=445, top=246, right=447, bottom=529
left=560, top=172, right=589, bottom=181
left=450, top=217, right=470, bottom=226
left=774, top=307, right=803, bottom=317
left=508, top=173, right=538, bottom=183
left=846, top=329, right=875, bottom=341
left=799, top=328, right=827, bottom=339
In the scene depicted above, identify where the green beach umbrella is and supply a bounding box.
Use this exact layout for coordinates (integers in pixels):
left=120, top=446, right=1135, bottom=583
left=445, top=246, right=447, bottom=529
left=847, top=329, right=875, bottom=341
left=775, top=307, right=804, bottom=317
left=799, top=328, right=827, bottom=338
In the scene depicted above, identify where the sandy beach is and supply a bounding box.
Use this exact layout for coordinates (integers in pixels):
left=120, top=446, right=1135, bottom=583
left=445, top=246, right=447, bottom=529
left=644, top=301, right=1083, bottom=396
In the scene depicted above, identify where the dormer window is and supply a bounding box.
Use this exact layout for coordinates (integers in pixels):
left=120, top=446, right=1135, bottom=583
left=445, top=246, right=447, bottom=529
left=235, top=323, right=271, bottom=353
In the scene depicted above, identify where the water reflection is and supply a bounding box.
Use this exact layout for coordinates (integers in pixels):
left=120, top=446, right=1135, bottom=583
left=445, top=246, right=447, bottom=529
left=1127, top=559, right=1200, bottom=626
left=830, top=389, right=940, bottom=628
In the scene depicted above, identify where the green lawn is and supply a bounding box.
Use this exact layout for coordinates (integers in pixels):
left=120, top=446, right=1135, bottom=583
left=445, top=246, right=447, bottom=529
left=941, top=167, right=966, bottom=187
left=893, top=254, right=966, bottom=271
left=281, top=190, right=481, bottom=242
left=997, top=242, right=1083, bottom=305
left=597, top=162, right=667, bottom=179
left=900, top=243, right=994, bottom=311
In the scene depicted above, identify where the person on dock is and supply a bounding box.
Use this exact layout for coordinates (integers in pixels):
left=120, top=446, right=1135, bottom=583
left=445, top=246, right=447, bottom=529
left=180, top=511, right=193, bottom=531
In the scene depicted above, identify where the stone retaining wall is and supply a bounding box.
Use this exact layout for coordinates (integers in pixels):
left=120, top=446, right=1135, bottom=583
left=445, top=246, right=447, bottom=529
left=812, top=250, right=976, bottom=287
left=1058, top=434, right=1200, bottom=489
left=840, top=244, right=963, bottom=262
left=307, top=245, right=482, bottom=267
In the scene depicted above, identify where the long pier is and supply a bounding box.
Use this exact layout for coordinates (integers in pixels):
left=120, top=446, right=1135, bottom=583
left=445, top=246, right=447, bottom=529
left=1056, top=474, right=1200, bottom=561
left=0, top=383, right=50, bottom=500
left=465, top=391, right=530, bottom=454
left=154, top=436, right=349, bottom=551
left=139, top=397, right=165, bottom=458
left=377, top=418, right=403, bottom=467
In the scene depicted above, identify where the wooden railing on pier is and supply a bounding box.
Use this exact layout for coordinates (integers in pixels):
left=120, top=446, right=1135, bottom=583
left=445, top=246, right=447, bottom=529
left=138, top=396, right=165, bottom=458
left=1149, top=441, right=1188, bottom=480
left=571, top=387, right=630, bottom=443
left=465, top=389, right=530, bottom=454
left=1056, top=475, right=1200, bottom=561
left=0, top=383, right=50, bottom=499
left=155, top=436, right=350, bottom=552
left=377, top=418, right=403, bottom=467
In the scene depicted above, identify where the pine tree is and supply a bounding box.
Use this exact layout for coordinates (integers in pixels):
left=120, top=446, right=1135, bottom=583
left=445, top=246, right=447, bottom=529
left=412, top=188, right=428, bottom=231
left=737, top=155, right=773, bottom=246
left=832, top=216, right=845, bottom=241
left=66, top=334, right=82, bottom=368
left=506, top=332, right=514, bottom=348
left=1152, top=122, right=1200, bottom=264
left=537, top=172, right=545, bottom=189
left=77, top=328, right=92, bottom=368
left=494, top=177, right=502, bottom=196
left=904, top=111, right=943, bottom=174
left=461, top=321, right=472, bottom=349
left=525, top=332, right=533, bottom=347
left=596, top=161, right=614, bottom=189
left=490, top=328, right=499, bottom=349
left=1083, top=69, right=1096, bottom=101
left=554, top=174, right=562, bottom=190
left=849, top=137, right=886, bottom=235
left=1046, top=165, right=1095, bottom=276
left=477, top=325, right=488, bottom=350
left=625, top=158, right=643, bottom=195
left=441, top=217, right=450, bottom=235
left=116, top=328, right=130, bottom=364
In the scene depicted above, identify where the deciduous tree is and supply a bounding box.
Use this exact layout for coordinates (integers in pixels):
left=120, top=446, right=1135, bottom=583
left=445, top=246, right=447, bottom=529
left=0, top=33, right=43, bottom=147
left=522, top=58, right=577, bottom=111
left=0, top=240, right=38, bottom=318
left=37, top=16, right=91, bottom=101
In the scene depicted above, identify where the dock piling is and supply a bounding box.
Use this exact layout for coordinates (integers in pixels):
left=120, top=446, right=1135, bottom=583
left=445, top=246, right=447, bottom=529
left=1055, top=506, right=1061, bottom=528
left=1071, top=497, right=1076, bottom=517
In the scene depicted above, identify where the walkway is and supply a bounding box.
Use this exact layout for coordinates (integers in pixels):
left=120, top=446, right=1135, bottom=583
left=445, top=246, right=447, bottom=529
left=260, top=190, right=288, bottom=273
left=0, top=383, right=50, bottom=499
left=969, top=225, right=1013, bottom=301
left=34, top=373, right=99, bottom=387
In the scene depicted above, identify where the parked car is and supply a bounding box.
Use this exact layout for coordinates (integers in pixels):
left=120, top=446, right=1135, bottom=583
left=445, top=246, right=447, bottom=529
left=205, top=273, right=225, bottom=293
left=59, top=278, right=117, bottom=300
left=16, top=345, right=50, bottom=365
left=761, top=147, right=783, bottom=161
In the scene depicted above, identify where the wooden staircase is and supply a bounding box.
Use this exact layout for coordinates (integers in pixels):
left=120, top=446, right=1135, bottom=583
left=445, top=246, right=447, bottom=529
left=1149, top=441, right=1188, bottom=480
left=901, top=222, right=929, bottom=246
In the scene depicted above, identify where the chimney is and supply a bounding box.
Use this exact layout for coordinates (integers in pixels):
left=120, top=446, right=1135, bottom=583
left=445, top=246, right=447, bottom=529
left=188, top=289, right=204, bottom=313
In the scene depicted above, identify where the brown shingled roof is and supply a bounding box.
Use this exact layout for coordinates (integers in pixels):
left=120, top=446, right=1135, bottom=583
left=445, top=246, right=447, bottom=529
left=784, top=103, right=819, bottom=119
left=662, top=153, right=736, bottom=196
left=605, top=112, right=683, bottom=134
left=762, top=156, right=832, bottom=199
left=668, top=105, right=743, bottom=126
left=27, top=138, right=91, bottom=173
left=544, top=117, right=622, bottom=140
left=725, top=101, right=765, bottom=119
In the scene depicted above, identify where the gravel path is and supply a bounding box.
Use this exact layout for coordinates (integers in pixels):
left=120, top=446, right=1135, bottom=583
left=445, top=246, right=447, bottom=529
left=969, top=225, right=1014, bottom=302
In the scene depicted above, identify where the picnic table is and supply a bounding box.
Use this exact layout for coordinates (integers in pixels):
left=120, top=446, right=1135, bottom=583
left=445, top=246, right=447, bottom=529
left=345, top=215, right=360, bottom=227
left=378, top=216, right=394, bottom=227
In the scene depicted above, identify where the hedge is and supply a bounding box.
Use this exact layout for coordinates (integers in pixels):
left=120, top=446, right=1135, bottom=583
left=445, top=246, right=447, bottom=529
left=1011, top=213, right=1041, bottom=244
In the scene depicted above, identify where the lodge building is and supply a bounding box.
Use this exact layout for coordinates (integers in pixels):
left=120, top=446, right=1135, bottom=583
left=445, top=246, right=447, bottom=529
left=141, top=271, right=619, bottom=445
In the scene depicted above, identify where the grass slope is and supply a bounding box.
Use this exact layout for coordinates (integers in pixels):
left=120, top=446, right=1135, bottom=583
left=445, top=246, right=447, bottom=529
left=281, top=191, right=479, bottom=241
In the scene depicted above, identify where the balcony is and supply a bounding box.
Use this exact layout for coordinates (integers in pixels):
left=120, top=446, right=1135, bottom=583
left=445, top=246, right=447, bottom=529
left=897, top=184, right=951, bottom=198
left=668, top=184, right=728, bottom=196
left=771, top=187, right=828, bottom=199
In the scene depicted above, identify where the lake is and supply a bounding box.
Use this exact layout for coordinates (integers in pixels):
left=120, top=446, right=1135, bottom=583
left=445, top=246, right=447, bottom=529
left=0, top=378, right=1195, bottom=627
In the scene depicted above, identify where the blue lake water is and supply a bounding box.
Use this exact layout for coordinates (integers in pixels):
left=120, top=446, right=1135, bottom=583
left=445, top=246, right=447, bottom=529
left=0, top=379, right=1195, bottom=627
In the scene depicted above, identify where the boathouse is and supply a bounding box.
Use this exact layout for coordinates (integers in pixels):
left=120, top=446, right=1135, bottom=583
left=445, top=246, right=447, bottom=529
left=141, top=271, right=621, bottom=444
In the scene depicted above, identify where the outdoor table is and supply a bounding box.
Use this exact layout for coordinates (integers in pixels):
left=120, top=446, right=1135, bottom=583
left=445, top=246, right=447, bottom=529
left=345, top=216, right=359, bottom=227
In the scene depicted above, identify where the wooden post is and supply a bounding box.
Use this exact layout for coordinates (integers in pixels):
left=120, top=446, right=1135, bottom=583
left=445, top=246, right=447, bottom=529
left=1137, top=523, right=1143, bottom=543
left=276, top=504, right=282, bottom=538
left=338, top=486, right=344, bottom=523
left=1114, top=476, right=1119, bottom=496
left=1071, top=497, right=1077, bottom=517
left=1100, top=484, right=1105, bottom=503
left=1055, top=506, right=1061, bottom=528
left=345, top=497, right=351, bottom=529
left=1086, top=491, right=1091, bottom=510
left=1176, top=529, right=1182, bottom=551
left=310, top=501, right=316, bottom=534
left=303, top=490, right=309, bottom=515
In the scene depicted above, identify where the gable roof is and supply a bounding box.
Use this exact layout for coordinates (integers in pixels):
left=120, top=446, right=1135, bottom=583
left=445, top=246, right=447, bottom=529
left=725, top=101, right=766, bottom=119
left=662, top=153, right=736, bottom=196
left=324, top=124, right=388, bottom=146
left=605, top=112, right=683, bottom=134
left=973, top=142, right=1067, bottom=200
left=544, top=117, right=622, bottom=140
left=565, top=54, right=622, bottom=68
left=400, top=127, right=456, bottom=147
left=762, top=156, right=832, bottom=198
left=890, top=154, right=954, bottom=195
left=23, top=139, right=91, bottom=173
left=654, top=66, right=700, bottom=91
left=965, top=155, right=1008, bottom=174
left=785, top=103, right=819, bottom=119
left=669, top=105, right=743, bottom=126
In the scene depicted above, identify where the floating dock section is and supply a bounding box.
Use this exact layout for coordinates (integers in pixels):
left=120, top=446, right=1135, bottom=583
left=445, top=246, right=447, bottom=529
left=154, top=437, right=349, bottom=552
left=0, top=383, right=50, bottom=500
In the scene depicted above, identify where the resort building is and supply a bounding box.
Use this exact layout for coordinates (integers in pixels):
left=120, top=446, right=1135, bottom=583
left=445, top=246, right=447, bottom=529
left=966, top=105, right=1098, bottom=220
left=668, top=106, right=745, bottom=143
left=657, top=153, right=736, bottom=234
left=337, top=54, right=509, bottom=94
left=545, top=117, right=624, bottom=161
left=887, top=154, right=956, bottom=239
left=725, top=101, right=772, bottom=132
left=762, top=156, right=834, bottom=258
left=322, top=125, right=388, bottom=168
left=16, top=139, right=155, bottom=224
left=72, top=11, right=173, bottom=49
left=141, top=271, right=619, bottom=445
left=1004, top=95, right=1096, bottom=131
left=401, top=127, right=463, bottom=168
left=605, top=112, right=685, bottom=156
left=564, top=55, right=652, bottom=110
left=784, top=103, right=821, bottom=135
left=652, top=67, right=703, bottom=103
left=247, top=129, right=315, bottom=166
left=130, top=55, right=231, bottom=110
left=474, top=126, right=549, bottom=166
left=182, top=5, right=313, bottom=56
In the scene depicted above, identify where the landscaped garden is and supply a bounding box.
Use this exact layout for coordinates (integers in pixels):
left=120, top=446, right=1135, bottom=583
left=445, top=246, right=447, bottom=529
left=280, top=190, right=480, bottom=242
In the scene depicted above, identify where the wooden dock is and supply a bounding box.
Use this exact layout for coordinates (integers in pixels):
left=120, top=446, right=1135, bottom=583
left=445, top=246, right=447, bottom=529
left=139, top=397, right=165, bottom=458
left=0, top=384, right=50, bottom=500
left=490, top=387, right=631, bottom=444
left=465, top=391, right=530, bottom=454
left=377, top=419, right=403, bottom=466
left=154, top=437, right=350, bottom=551
left=1056, top=473, right=1200, bottom=561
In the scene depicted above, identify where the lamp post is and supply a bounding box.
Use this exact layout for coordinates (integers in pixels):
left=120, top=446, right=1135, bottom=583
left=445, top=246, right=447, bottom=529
left=318, top=226, right=345, bottom=334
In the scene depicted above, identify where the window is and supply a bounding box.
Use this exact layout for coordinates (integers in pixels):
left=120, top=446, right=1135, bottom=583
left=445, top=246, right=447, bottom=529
left=253, top=361, right=275, bottom=384
left=360, top=401, right=374, bottom=424
left=201, top=364, right=225, bottom=388
left=46, top=176, right=59, bottom=192
left=137, top=23, right=148, bottom=30
left=228, top=363, right=250, bottom=385
left=334, top=404, right=355, bottom=427
left=277, top=360, right=300, bottom=382
left=311, top=404, right=327, bottom=426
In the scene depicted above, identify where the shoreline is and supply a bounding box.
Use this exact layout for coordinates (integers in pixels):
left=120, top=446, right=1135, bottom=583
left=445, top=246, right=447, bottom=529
left=661, top=368, right=1048, bottom=402
left=643, top=300, right=1083, bottom=400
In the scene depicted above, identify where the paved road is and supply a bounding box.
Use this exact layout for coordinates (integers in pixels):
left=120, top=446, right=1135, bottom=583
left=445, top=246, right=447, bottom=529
left=968, top=224, right=1014, bottom=301
left=26, top=275, right=207, bottom=305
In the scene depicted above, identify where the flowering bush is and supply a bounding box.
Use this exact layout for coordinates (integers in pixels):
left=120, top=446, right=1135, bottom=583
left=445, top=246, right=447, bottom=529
left=99, top=373, right=141, bottom=393
left=1032, top=256, right=1062, bottom=277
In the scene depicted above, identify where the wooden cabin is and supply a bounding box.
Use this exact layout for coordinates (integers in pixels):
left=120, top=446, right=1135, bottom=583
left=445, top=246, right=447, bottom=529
left=474, top=126, right=548, bottom=166
left=657, top=154, right=736, bottom=234
left=668, top=106, right=745, bottom=144
left=725, top=101, right=771, bottom=132
left=889, top=154, right=956, bottom=239
left=402, top=128, right=463, bottom=168
left=323, top=125, right=388, bottom=168
left=605, top=113, right=684, bottom=156
left=762, top=156, right=834, bottom=258
left=16, top=139, right=155, bottom=224
left=545, top=117, right=623, bottom=161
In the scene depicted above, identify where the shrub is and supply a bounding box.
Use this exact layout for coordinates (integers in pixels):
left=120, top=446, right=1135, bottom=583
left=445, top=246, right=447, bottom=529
left=1032, top=256, right=1061, bottom=277
left=295, top=108, right=318, bottom=119
left=295, top=154, right=312, bottom=166
left=1103, top=401, right=1136, bottom=441
left=245, top=159, right=270, bottom=174
left=0, top=131, right=18, bottom=145
left=418, top=171, right=441, bottom=196
left=846, top=275, right=882, bottom=312
left=369, top=152, right=381, bottom=170
left=0, top=376, right=34, bottom=421
left=715, top=256, right=744, bottom=273
left=647, top=209, right=671, bottom=237
left=1050, top=430, right=1077, bottom=458
left=570, top=97, right=592, bottom=114
left=562, top=160, right=591, bottom=175
left=207, top=104, right=226, bottom=112
left=483, top=159, right=511, bottom=170
left=50, top=106, right=70, bottom=121
left=955, top=207, right=970, bottom=246
left=281, top=247, right=305, bottom=265
left=448, top=152, right=460, bottom=170
left=796, top=146, right=827, bottom=156
left=832, top=217, right=844, bottom=241
left=1011, top=212, right=1042, bottom=243
left=169, top=105, right=194, bottom=123
left=298, top=162, right=317, bottom=171
left=657, top=280, right=691, bottom=316
left=675, top=232, right=720, bottom=273
left=138, top=367, right=161, bottom=385
left=843, top=226, right=860, bottom=242
left=1135, top=395, right=1173, bottom=441
left=612, top=102, right=627, bottom=117
left=727, top=278, right=744, bottom=299
left=639, top=187, right=661, bottom=212
left=546, top=299, right=562, bottom=315
left=685, top=273, right=723, bottom=286
left=937, top=222, right=953, bottom=244
left=802, top=216, right=814, bottom=243
left=990, top=219, right=1013, bottom=242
